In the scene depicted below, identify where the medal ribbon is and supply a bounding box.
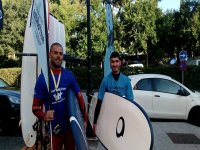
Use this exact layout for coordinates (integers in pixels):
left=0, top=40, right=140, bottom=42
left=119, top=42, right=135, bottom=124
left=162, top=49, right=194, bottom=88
left=50, top=69, right=61, bottom=101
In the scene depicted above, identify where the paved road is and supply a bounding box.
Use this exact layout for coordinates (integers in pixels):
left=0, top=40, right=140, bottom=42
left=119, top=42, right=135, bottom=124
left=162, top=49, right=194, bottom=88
left=152, top=121, right=200, bottom=150
left=0, top=121, right=200, bottom=150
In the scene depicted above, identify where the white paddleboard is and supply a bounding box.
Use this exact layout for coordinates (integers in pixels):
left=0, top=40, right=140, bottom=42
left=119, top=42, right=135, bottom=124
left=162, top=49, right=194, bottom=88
left=49, top=15, right=65, bottom=49
left=49, top=15, right=65, bottom=67
left=96, top=92, right=154, bottom=150
left=21, top=6, right=38, bottom=147
left=21, top=0, right=49, bottom=147
left=21, top=3, right=66, bottom=148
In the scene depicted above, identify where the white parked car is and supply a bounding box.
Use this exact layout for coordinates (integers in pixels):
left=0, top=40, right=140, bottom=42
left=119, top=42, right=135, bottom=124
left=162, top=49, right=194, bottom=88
left=129, top=74, right=200, bottom=125
left=128, top=63, right=144, bottom=68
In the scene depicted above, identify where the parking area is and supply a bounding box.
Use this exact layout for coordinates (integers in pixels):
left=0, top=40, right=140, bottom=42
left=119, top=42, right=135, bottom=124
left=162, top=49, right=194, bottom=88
left=152, top=121, right=200, bottom=150
left=89, top=121, right=200, bottom=150
left=0, top=121, right=200, bottom=150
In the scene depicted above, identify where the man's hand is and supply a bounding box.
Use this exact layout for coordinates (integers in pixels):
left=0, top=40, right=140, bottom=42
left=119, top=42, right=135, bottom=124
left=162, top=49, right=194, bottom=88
left=84, top=121, right=87, bottom=133
left=83, top=113, right=88, bottom=132
left=93, top=124, right=97, bottom=135
left=44, top=110, right=54, bottom=121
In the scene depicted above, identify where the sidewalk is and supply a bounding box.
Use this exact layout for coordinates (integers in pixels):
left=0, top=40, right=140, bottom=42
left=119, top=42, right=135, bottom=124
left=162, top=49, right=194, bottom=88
left=0, top=121, right=199, bottom=150
left=88, top=121, right=200, bottom=150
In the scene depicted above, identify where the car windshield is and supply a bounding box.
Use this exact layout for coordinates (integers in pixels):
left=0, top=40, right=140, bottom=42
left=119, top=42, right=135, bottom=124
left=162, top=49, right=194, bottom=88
left=0, top=79, right=9, bottom=88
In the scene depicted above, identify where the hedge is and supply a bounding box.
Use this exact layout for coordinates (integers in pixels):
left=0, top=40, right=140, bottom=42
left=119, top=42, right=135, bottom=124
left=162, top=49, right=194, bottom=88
left=0, top=68, right=21, bottom=86
left=1, top=65, right=200, bottom=91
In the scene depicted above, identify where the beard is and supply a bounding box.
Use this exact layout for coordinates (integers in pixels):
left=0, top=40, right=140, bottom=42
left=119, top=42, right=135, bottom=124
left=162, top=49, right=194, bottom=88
left=50, top=58, right=62, bottom=68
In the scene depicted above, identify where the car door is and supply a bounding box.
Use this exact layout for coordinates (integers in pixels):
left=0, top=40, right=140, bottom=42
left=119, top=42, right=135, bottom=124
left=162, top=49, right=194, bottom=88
left=0, top=95, right=11, bottom=120
left=133, top=78, right=154, bottom=117
left=152, top=78, right=187, bottom=119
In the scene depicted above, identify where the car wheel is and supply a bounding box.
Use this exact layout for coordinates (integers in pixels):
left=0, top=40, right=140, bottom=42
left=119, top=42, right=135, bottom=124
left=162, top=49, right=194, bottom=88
left=0, top=120, right=2, bottom=133
left=188, top=108, right=200, bottom=126
left=0, top=119, right=21, bottom=135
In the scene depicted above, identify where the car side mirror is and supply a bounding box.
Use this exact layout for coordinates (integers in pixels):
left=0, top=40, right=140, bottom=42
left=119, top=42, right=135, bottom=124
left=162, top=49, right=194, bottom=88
left=177, top=90, right=189, bottom=96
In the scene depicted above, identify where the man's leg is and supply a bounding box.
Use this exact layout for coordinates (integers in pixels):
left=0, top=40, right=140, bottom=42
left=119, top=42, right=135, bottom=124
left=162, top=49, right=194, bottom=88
left=64, top=129, right=75, bottom=150
left=52, top=134, right=64, bottom=150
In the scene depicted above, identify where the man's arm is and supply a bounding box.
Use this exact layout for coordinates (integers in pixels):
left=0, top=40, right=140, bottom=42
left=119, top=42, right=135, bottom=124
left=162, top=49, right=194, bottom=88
left=76, top=91, right=88, bottom=122
left=32, top=98, right=45, bottom=120
left=32, top=98, right=54, bottom=121
left=93, top=99, right=102, bottom=134
left=127, top=79, right=134, bottom=101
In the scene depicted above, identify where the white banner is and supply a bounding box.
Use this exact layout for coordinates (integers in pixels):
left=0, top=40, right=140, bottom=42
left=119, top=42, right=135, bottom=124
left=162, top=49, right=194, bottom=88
left=31, top=0, right=49, bottom=90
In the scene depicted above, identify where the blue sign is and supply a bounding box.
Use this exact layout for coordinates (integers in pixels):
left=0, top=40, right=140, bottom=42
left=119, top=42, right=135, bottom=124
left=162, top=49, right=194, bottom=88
left=179, top=50, right=187, bottom=61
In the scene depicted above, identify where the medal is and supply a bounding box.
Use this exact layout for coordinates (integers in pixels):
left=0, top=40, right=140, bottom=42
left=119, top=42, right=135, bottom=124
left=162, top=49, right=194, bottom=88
left=55, top=93, right=58, bottom=101
left=51, top=69, right=61, bottom=102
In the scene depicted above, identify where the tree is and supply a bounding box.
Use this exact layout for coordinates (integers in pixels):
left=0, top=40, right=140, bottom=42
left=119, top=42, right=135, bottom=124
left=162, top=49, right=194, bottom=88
left=116, top=0, right=158, bottom=66
left=50, top=0, right=107, bottom=60
left=0, top=0, right=30, bottom=56
left=156, top=11, right=177, bottom=60
left=178, top=0, right=200, bottom=57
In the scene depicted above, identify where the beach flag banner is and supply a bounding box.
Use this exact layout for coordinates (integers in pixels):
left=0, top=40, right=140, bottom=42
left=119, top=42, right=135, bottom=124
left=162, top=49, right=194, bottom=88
left=30, top=0, right=50, bottom=91
left=0, top=0, right=3, bottom=30
left=104, top=1, right=114, bottom=77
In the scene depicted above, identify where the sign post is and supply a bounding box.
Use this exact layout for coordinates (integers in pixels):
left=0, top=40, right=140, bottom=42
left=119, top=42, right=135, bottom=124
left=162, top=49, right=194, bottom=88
left=179, top=50, right=187, bottom=84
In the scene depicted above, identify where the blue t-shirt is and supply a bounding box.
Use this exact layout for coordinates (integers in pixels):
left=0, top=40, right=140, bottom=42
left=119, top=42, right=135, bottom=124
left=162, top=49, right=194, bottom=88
left=34, top=68, right=80, bottom=133
left=98, top=73, right=134, bottom=101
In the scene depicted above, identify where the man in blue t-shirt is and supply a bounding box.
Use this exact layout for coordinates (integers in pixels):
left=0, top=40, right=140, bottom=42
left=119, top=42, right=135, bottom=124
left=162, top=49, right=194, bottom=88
left=32, top=43, right=87, bottom=150
left=93, top=51, right=134, bottom=134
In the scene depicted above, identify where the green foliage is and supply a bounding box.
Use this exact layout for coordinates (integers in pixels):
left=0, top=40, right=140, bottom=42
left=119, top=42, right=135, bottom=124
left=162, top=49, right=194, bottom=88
left=0, top=0, right=31, bottom=56
left=156, top=0, right=200, bottom=61
left=70, top=66, right=103, bottom=90
left=2, top=66, right=200, bottom=91
left=50, top=0, right=107, bottom=61
left=116, top=0, right=158, bottom=54
left=1, top=0, right=200, bottom=68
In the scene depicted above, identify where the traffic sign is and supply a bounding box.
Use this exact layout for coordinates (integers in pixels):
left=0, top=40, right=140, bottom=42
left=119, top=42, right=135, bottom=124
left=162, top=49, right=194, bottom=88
left=179, top=50, right=187, bottom=61
left=179, top=61, right=187, bottom=71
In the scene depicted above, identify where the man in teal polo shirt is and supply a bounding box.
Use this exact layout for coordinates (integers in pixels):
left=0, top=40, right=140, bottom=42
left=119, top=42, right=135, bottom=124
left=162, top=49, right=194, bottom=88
left=93, top=51, right=134, bottom=134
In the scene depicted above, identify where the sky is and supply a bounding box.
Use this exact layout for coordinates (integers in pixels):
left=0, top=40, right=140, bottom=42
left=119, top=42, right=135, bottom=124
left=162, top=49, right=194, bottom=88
left=158, top=0, right=180, bottom=12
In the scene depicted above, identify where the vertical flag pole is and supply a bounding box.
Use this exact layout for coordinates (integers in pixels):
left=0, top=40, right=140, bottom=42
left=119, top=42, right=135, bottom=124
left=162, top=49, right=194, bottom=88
left=86, top=0, right=94, bottom=137
left=43, top=0, right=53, bottom=149
left=86, top=0, right=92, bottom=111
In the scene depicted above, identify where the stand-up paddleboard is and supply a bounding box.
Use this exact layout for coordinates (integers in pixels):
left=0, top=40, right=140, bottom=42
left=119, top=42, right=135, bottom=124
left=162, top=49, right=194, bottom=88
left=96, top=92, right=154, bottom=150
left=49, top=15, right=65, bottom=49
left=49, top=15, right=66, bottom=67
left=21, top=6, right=38, bottom=147
left=49, top=15, right=57, bottom=49
left=21, top=0, right=50, bottom=147
left=58, top=21, right=66, bottom=67
left=66, top=88, right=89, bottom=150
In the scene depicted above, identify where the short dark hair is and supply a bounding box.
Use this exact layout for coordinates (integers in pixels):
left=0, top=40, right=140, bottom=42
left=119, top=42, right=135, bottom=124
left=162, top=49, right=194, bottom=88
left=50, top=43, right=63, bottom=51
left=110, top=51, right=121, bottom=60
